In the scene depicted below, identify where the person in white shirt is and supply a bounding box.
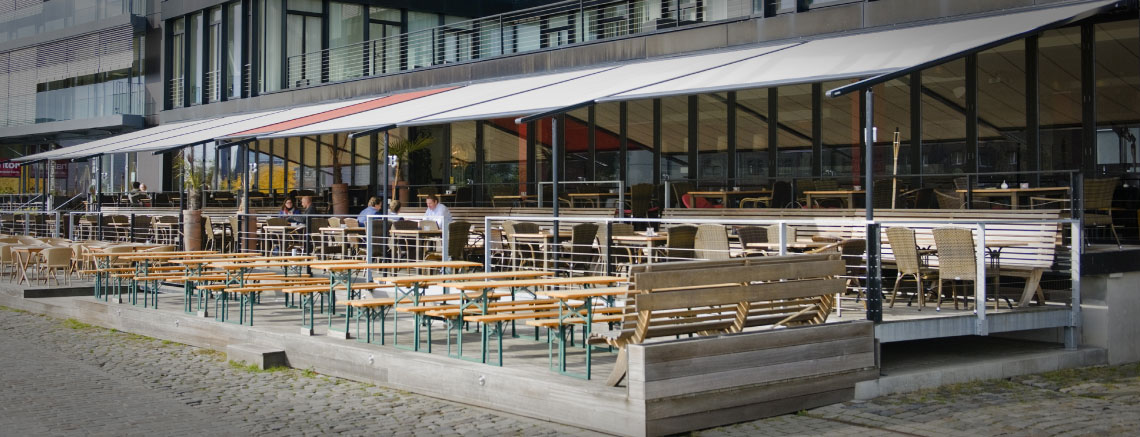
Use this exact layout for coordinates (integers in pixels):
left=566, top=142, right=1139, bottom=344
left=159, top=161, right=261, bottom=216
left=423, top=194, right=451, bottom=228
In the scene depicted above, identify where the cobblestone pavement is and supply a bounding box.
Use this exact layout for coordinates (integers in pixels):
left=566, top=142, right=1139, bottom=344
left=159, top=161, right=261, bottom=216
left=0, top=307, right=596, bottom=436
left=701, top=363, right=1140, bottom=437
left=2, top=305, right=1138, bottom=436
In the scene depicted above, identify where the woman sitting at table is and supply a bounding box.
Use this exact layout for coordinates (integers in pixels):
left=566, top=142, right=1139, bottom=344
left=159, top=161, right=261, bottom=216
left=279, top=197, right=300, bottom=223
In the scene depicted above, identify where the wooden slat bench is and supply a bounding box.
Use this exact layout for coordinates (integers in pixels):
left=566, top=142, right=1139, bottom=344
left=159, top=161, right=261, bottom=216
left=593, top=254, right=844, bottom=386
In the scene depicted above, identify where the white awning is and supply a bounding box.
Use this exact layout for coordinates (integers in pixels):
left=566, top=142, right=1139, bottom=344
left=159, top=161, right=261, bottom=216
left=403, top=43, right=798, bottom=126
left=11, top=116, right=247, bottom=162
left=259, top=67, right=611, bottom=139
left=602, top=0, right=1120, bottom=102
left=20, top=87, right=453, bottom=162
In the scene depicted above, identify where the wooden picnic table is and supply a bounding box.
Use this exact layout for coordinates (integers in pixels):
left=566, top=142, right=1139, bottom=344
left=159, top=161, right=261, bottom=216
left=438, top=276, right=626, bottom=363
left=532, top=286, right=632, bottom=378
left=307, top=260, right=481, bottom=339
left=360, top=270, right=556, bottom=349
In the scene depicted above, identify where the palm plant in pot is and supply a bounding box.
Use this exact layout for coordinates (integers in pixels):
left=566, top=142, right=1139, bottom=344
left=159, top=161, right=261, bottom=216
left=387, top=133, right=433, bottom=204
left=173, top=152, right=213, bottom=250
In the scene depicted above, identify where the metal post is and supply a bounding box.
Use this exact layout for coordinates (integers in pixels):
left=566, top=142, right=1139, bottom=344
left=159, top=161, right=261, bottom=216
left=975, top=222, right=988, bottom=335
left=778, top=222, right=787, bottom=256
left=484, top=217, right=492, bottom=273
left=552, top=116, right=561, bottom=248
left=242, top=144, right=251, bottom=252
left=382, top=131, right=390, bottom=215
left=365, top=216, right=374, bottom=282
left=864, top=89, right=874, bottom=221
left=1066, top=222, right=1081, bottom=350
left=865, top=222, right=882, bottom=323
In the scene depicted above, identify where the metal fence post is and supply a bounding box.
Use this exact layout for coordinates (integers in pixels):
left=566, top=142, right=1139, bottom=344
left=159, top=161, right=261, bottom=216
left=484, top=217, right=492, bottom=273
left=975, top=222, right=988, bottom=335
left=605, top=220, right=614, bottom=276
left=442, top=219, right=450, bottom=261
left=1066, top=222, right=1082, bottom=350
left=778, top=221, right=788, bottom=256
left=365, top=215, right=374, bottom=282
left=865, top=222, right=882, bottom=323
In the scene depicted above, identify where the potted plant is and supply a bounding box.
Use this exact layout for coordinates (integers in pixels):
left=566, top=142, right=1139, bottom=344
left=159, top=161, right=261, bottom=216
left=387, top=133, right=433, bottom=204
left=173, top=152, right=213, bottom=250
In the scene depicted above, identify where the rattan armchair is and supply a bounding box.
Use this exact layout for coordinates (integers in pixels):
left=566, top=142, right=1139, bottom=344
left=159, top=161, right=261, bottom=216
left=736, top=226, right=769, bottom=256
left=1083, top=178, right=1121, bottom=248
left=931, top=227, right=1001, bottom=310
left=886, top=227, right=937, bottom=310
left=659, top=225, right=697, bottom=261
left=694, top=224, right=731, bottom=260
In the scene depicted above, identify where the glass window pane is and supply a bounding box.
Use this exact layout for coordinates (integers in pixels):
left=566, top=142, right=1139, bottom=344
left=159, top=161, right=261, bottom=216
left=484, top=118, right=526, bottom=200
left=1039, top=27, right=1081, bottom=171
left=778, top=84, right=813, bottom=178
left=660, top=96, right=689, bottom=183
left=696, top=94, right=728, bottom=185
left=736, top=88, right=770, bottom=185
left=595, top=102, right=622, bottom=183
left=921, top=58, right=967, bottom=175
left=261, top=0, right=282, bottom=92
left=626, top=99, right=655, bottom=185
left=1095, top=20, right=1140, bottom=172
left=978, top=40, right=1028, bottom=180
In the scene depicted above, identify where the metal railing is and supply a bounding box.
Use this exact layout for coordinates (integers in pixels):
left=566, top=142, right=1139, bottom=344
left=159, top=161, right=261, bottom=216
left=65, top=211, right=182, bottom=246
left=285, top=0, right=754, bottom=89
left=0, top=210, right=62, bottom=237
left=478, top=213, right=1080, bottom=343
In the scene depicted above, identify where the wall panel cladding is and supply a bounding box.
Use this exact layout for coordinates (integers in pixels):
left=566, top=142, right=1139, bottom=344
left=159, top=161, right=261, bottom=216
left=0, top=23, right=135, bottom=127
left=628, top=321, right=878, bottom=437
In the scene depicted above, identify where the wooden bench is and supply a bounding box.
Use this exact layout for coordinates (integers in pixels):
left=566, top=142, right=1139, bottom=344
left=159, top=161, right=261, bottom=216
left=592, top=254, right=844, bottom=386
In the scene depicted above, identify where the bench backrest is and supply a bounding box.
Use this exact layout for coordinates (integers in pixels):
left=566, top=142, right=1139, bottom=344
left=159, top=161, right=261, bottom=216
left=621, top=254, right=844, bottom=344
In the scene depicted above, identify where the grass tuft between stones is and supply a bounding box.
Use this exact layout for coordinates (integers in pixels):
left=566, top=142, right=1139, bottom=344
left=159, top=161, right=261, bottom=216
left=62, top=318, right=95, bottom=330
left=228, top=360, right=289, bottom=373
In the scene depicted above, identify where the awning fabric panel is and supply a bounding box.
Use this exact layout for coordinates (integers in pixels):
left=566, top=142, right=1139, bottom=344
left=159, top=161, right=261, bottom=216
left=27, top=111, right=290, bottom=162
left=12, top=116, right=225, bottom=162
left=123, top=97, right=380, bottom=155
left=605, top=0, right=1118, bottom=102
left=260, top=67, right=612, bottom=139
left=407, top=43, right=798, bottom=126
left=221, top=86, right=456, bottom=139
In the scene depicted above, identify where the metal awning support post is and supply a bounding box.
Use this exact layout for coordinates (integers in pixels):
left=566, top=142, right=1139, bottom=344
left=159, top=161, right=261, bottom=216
left=551, top=116, right=561, bottom=247
left=863, top=88, right=883, bottom=323
left=95, top=156, right=103, bottom=211
left=241, top=143, right=251, bottom=252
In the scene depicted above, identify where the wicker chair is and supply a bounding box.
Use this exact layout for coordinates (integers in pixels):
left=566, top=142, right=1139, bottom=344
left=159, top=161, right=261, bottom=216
left=660, top=225, right=697, bottom=261
left=934, top=189, right=964, bottom=209
left=694, top=224, right=731, bottom=260
left=931, top=227, right=997, bottom=310
left=736, top=226, right=769, bottom=256
left=427, top=221, right=472, bottom=261
left=625, top=184, right=660, bottom=221
left=1083, top=177, right=1121, bottom=248
left=770, top=180, right=795, bottom=208
left=391, top=220, right=420, bottom=261
left=506, top=221, right=542, bottom=268
left=886, top=227, right=937, bottom=310
left=566, top=223, right=600, bottom=276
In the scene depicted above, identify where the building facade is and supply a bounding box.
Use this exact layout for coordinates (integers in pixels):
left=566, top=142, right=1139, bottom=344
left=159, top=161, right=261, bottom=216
left=5, top=0, right=1140, bottom=219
